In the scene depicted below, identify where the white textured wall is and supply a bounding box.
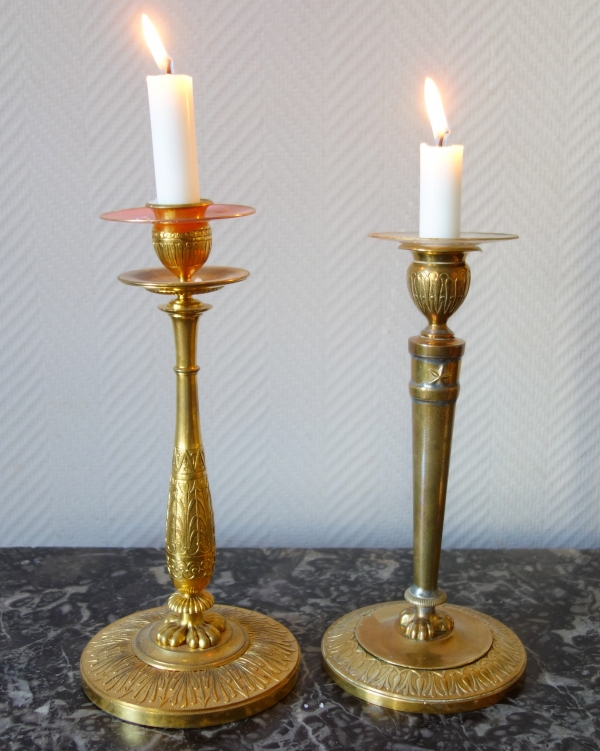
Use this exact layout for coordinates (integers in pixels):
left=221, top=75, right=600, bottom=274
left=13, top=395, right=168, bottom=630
left=0, top=0, right=598, bottom=549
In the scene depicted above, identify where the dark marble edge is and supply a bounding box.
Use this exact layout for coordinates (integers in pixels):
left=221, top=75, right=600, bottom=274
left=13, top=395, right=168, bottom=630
left=0, top=547, right=598, bottom=751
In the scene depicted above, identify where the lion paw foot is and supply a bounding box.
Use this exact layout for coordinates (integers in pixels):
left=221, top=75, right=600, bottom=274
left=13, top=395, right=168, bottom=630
left=155, top=605, right=227, bottom=650
left=398, top=607, right=454, bottom=641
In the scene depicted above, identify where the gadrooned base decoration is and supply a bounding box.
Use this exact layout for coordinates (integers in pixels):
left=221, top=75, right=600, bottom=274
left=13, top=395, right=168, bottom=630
left=81, top=605, right=301, bottom=728
left=322, top=601, right=526, bottom=714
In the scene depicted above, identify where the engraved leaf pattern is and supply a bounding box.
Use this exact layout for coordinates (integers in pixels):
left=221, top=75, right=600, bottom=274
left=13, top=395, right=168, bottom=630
left=323, top=604, right=525, bottom=701
left=409, top=268, right=470, bottom=319
left=153, top=226, right=212, bottom=275
left=165, top=448, right=215, bottom=581
left=83, top=606, right=299, bottom=709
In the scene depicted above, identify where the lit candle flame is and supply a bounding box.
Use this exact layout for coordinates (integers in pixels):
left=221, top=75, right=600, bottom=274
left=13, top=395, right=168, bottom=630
left=142, top=14, right=172, bottom=74
left=424, top=78, right=450, bottom=146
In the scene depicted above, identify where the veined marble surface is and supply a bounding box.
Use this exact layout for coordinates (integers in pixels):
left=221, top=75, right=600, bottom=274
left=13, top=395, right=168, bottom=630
left=0, top=548, right=598, bottom=750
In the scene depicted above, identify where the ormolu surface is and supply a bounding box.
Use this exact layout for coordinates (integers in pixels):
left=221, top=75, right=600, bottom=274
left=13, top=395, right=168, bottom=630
left=133, top=617, right=249, bottom=671
left=152, top=225, right=212, bottom=281
left=118, top=267, right=249, bottom=655
left=322, top=602, right=526, bottom=714
left=156, top=293, right=219, bottom=649
left=88, top=254, right=303, bottom=726
left=118, top=266, right=249, bottom=296
left=148, top=199, right=214, bottom=282
left=81, top=606, right=301, bottom=728
left=355, top=602, right=492, bottom=669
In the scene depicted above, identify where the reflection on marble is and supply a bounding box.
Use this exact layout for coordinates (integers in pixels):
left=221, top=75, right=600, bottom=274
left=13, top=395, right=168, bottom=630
left=0, top=548, right=598, bottom=750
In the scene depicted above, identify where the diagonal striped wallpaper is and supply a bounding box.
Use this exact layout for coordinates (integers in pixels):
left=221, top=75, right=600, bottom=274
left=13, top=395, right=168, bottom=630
left=0, top=0, right=598, bottom=548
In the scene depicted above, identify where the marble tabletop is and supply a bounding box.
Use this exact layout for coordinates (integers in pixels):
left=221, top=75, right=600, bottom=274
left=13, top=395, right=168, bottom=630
left=0, top=547, right=598, bottom=750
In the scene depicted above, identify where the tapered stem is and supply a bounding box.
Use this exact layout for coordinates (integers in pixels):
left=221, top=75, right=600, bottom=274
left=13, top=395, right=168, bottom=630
left=409, top=336, right=464, bottom=595
left=161, top=296, right=215, bottom=596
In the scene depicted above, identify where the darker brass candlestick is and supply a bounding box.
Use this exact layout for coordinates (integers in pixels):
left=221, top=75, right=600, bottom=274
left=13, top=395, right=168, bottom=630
left=322, top=232, right=526, bottom=713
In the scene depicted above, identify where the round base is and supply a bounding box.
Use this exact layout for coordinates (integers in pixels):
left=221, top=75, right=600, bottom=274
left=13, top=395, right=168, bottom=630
left=81, top=605, right=301, bottom=728
left=322, top=601, right=526, bottom=714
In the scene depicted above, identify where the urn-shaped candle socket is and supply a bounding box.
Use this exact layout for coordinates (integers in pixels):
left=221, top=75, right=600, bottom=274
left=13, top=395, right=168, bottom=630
left=407, top=251, right=470, bottom=338
left=152, top=224, right=212, bottom=282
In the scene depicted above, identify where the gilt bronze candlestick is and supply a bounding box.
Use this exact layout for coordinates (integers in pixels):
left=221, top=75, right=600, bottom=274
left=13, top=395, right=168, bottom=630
left=322, top=232, right=526, bottom=713
left=80, top=201, right=300, bottom=727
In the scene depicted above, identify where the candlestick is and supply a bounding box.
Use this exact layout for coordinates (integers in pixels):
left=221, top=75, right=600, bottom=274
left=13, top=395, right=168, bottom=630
left=143, top=15, right=201, bottom=205
left=80, top=202, right=300, bottom=727
left=322, top=232, right=526, bottom=713
left=419, top=79, right=462, bottom=238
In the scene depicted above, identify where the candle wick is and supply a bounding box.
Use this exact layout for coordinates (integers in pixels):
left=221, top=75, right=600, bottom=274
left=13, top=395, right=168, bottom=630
left=438, top=130, right=450, bottom=147
left=166, top=58, right=172, bottom=74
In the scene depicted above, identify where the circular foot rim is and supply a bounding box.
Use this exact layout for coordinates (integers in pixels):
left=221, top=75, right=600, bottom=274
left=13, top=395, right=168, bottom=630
left=322, top=602, right=526, bottom=714
left=80, top=605, right=301, bottom=728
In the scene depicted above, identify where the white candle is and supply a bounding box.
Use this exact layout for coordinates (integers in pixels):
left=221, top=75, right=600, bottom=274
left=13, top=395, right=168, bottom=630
left=419, top=78, right=463, bottom=239
left=143, top=15, right=201, bottom=205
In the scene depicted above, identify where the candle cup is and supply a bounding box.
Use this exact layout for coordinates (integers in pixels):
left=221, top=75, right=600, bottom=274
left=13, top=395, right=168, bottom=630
left=321, top=232, right=526, bottom=714
left=147, top=200, right=214, bottom=282
left=80, top=203, right=300, bottom=727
